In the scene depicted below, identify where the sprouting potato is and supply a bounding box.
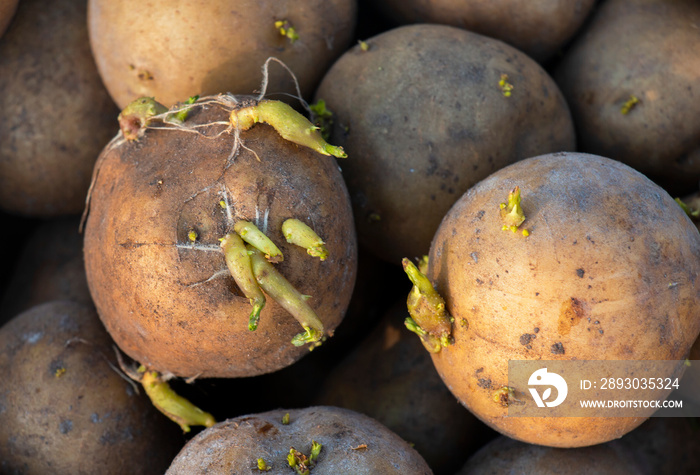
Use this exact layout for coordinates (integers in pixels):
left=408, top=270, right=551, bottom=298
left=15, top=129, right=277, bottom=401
left=83, top=94, right=357, bottom=379
left=413, top=152, right=700, bottom=447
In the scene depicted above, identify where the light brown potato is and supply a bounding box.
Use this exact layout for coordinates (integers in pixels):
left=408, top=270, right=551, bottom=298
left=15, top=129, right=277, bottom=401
left=165, top=406, right=433, bottom=474
left=83, top=96, right=357, bottom=378
left=88, top=0, right=357, bottom=108
left=0, top=0, right=120, bottom=217
left=0, top=301, right=183, bottom=474
left=373, top=0, right=596, bottom=62
left=314, top=24, right=575, bottom=265
left=426, top=152, right=700, bottom=447
left=554, top=0, right=700, bottom=196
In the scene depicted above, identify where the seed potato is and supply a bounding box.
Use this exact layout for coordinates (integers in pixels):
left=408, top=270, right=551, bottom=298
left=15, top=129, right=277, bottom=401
left=426, top=152, right=700, bottom=447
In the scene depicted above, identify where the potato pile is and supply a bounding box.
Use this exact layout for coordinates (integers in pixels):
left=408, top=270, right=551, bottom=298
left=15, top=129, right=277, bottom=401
left=2, top=0, right=699, bottom=473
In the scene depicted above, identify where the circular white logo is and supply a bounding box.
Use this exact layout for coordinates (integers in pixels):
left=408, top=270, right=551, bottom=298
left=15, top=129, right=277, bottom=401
left=528, top=368, right=568, bottom=408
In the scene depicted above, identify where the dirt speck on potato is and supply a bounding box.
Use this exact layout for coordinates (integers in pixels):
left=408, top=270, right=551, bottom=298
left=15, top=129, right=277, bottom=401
left=551, top=342, right=566, bottom=355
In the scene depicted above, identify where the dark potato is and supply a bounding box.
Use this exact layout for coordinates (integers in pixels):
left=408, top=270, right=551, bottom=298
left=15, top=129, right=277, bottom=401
left=0, top=217, right=91, bottom=325
left=0, top=0, right=119, bottom=217
left=88, top=0, right=357, bottom=108
left=425, top=152, right=700, bottom=447
left=314, top=24, right=575, bottom=264
left=0, top=0, right=18, bottom=38
left=372, top=0, right=596, bottom=62
left=0, top=301, right=183, bottom=474
left=554, top=0, right=700, bottom=196
left=166, top=406, right=433, bottom=474
left=316, top=300, right=491, bottom=474
left=456, top=435, right=642, bottom=475
left=83, top=96, right=357, bottom=378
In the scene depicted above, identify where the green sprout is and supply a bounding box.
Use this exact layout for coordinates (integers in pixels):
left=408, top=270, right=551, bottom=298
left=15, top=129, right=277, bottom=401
left=248, top=247, right=325, bottom=348
left=309, top=99, right=334, bottom=141
left=139, top=367, right=216, bottom=433
left=287, top=441, right=322, bottom=475
left=117, top=96, right=168, bottom=141
left=168, top=95, right=199, bottom=123
left=257, top=458, right=272, bottom=471
left=234, top=220, right=284, bottom=263
left=402, top=258, right=453, bottom=353
left=499, top=74, right=514, bottom=97
left=229, top=99, right=347, bottom=158
left=675, top=197, right=700, bottom=219
left=500, top=186, right=526, bottom=229
left=621, top=95, right=639, bottom=115
left=275, top=20, right=299, bottom=43
left=282, top=218, right=329, bottom=261
left=220, top=232, right=266, bottom=331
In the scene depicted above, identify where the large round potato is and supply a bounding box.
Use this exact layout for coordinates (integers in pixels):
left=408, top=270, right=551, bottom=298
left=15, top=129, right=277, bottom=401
left=425, top=152, right=700, bottom=447
left=373, top=0, right=596, bottom=62
left=0, top=0, right=119, bottom=217
left=166, top=406, right=433, bottom=474
left=314, top=24, right=575, bottom=264
left=83, top=96, right=357, bottom=379
left=88, top=0, right=357, bottom=108
left=554, top=0, right=700, bottom=196
left=0, top=301, right=182, bottom=473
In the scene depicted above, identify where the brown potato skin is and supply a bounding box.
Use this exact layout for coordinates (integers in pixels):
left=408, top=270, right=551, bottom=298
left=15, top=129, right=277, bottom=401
left=83, top=100, right=357, bottom=378
left=87, top=0, right=357, bottom=108
left=315, top=24, right=575, bottom=264
left=428, top=152, right=700, bottom=447
left=166, top=406, right=433, bottom=474
left=554, top=0, right=700, bottom=196
left=0, top=0, right=120, bottom=217
left=0, top=301, right=182, bottom=474
left=373, top=0, right=596, bottom=62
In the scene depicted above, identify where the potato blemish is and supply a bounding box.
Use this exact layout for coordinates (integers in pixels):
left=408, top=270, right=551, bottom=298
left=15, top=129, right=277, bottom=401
left=558, top=297, right=585, bottom=336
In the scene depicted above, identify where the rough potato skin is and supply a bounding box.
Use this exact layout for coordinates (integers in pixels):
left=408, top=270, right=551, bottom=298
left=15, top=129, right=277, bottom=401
left=428, top=152, right=700, bottom=447
left=0, top=301, right=182, bottom=474
left=315, top=24, right=575, bottom=264
left=88, top=0, right=357, bottom=108
left=373, top=0, right=596, bottom=62
left=83, top=100, right=357, bottom=378
left=0, top=0, right=119, bottom=217
left=554, top=0, right=700, bottom=196
left=166, top=406, right=433, bottom=474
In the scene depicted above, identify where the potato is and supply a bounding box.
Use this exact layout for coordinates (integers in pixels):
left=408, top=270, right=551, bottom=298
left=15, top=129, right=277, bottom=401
left=421, top=152, right=700, bottom=447
left=456, top=435, right=642, bottom=475
left=165, top=406, right=433, bottom=474
left=372, top=0, right=596, bottom=62
left=0, top=300, right=182, bottom=473
left=458, top=417, right=700, bottom=474
left=554, top=0, right=700, bottom=196
left=87, top=0, right=357, bottom=108
left=0, top=0, right=18, bottom=38
left=314, top=24, right=575, bottom=264
left=83, top=96, right=357, bottom=378
left=0, top=217, right=91, bottom=325
left=0, top=0, right=119, bottom=217
left=316, top=300, right=491, bottom=474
